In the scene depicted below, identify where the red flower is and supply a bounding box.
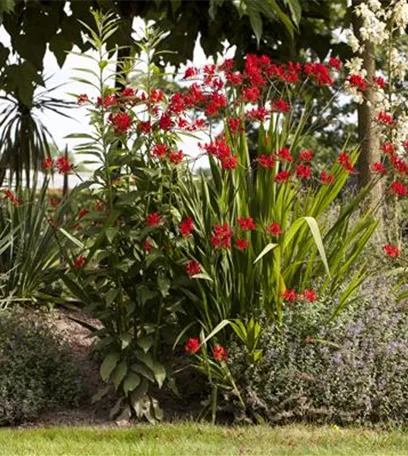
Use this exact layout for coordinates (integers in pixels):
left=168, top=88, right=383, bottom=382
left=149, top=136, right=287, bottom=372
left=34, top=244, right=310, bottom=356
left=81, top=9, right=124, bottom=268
left=403, top=139, right=408, bottom=152
left=78, top=207, right=88, bottom=220
left=97, top=94, right=117, bottom=108
left=213, top=345, right=228, bottom=361
left=185, top=337, right=200, bottom=354
left=383, top=244, right=400, bottom=257
left=390, top=181, right=407, bottom=197
left=149, top=89, right=164, bottom=104
left=186, top=260, right=201, bottom=276
left=276, top=147, right=293, bottom=162
left=168, top=93, right=186, bottom=115
left=169, top=150, right=183, bottom=164
left=43, top=156, right=54, bottom=170
left=159, top=113, right=172, bottom=130
left=381, top=142, right=396, bottom=155
left=73, top=255, right=86, bottom=269
left=111, top=112, right=132, bottom=133
left=391, top=155, right=408, bottom=175
left=370, top=162, right=387, bottom=175
left=56, top=156, right=73, bottom=174
left=246, top=106, right=268, bottom=121
left=180, top=216, right=194, bottom=237
left=95, top=201, right=105, bottom=211
left=221, top=155, right=238, bottom=170
left=152, top=143, right=168, bottom=159
left=144, top=240, right=152, bottom=253
left=228, top=117, right=243, bottom=134
left=266, top=222, right=283, bottom=236
left=211, top=223, right=233, bottom=249
left=235, top=238, right=250, bottom=250
left=274, top=170, right=291, bottom=183
left=304, top=62, right=333, bottom=86
left=348, top=74, right=367, bottom=91
left=3, top=189, right=21, bottom=206
left=138, top=120, right=152, bottom=134
left=328, top=57, right=342, bottom=70
left=258, top=154, right=275, bottom=169
left=302, top=289, right=317, bottom=302
left=121, top=87, right=136, bottom=98
left=320, top=170, right=334, bottom=184
left=373, top=76, right=386, bottom=89
left=296, top=164, right=311, bottom=180
left=337, top=152, right=353, bottom=172
left=377, top=111, right=393, bottom=126
left=183, top=67, right=198, bottom=79
left=77, top=94, right=89, bottom=105
left=282, top=289, right=297, bottom=302
left=202, top=139, right=231, bottom=161
left=226, top=71, right=243, bottom=86
left=241, top=86, right=260, bottom=103
left=205, top=93, right=227, bottom=116
left=272, top=99, right=290, bottom=113
left=146, top=212, right=161, bottom=226
left=299, top=149, right=313, bottom=162
left=237, top=216, right=256, bottom=231
left=49, top=197, right=60, bottom=208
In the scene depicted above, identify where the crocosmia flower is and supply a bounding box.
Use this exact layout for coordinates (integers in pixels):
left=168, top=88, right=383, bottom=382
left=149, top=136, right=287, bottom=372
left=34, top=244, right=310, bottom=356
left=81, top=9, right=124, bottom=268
left=213, top=345, right=228, bottom=361
left=237, top=216, right=256, bottom=231
left=186, top=260, right=201, bottom=276
left=383, top=244, right=400, bottom=258
left=282, top=289, right=297, bottom=302
left=185, top=337, right=200, bottom=354
left=180, top=216, right=194, bottom=237
left=146, top=212, right=161, bottom=226
left=211, top=223, right=233, bottom=249
left=266, top=222, right=283, bottom=236
left=73, top=255, right=86, bottom=269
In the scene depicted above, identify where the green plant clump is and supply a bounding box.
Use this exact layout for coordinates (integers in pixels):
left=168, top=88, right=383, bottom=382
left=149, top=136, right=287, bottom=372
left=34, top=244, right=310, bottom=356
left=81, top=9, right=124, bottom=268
left=0, top=309, right=82, bottom=425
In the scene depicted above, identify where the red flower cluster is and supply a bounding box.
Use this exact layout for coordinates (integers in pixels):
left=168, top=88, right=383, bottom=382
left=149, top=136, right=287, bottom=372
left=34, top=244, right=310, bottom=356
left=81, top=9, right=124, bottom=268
left=272, top=99, right=290, bottom=113
left=237, top=216, right=256, bottom=231
left=235, top=238, right=250, bottom=250
left=152, top=144, right=168, bottom=159
left=43, top=156, right=54, bottom=170
left=274, top=170, right=291, bottom=183
left=213, top=345, right=228, bottom=361
left=186, top=260, right=201, bottom=276
left=202, top=139, right=237, bottom=170
left=337, top=152, right=353, bottom=172
left=282, top=288, right=317, bottom=302
left=373, top=76, right=386, bottom=89
left=390, top=181, right=407, bottom=197
left=299, top=149, right=313, bottom=162
left=328, top=57, right=342, bottom=71
left=77, top=94, right=89, bottom=105
left=78, top=207, right=88, bottom=220
left=296, top=164, right=311, bottom=180
left=320, top=170, right=334, bottom=184
left=110, top=112, right=132, bottom=133
left=348, top=74, right=367, bottom=91
left=370, top=162, right=387, bottom=175
left=381, top=142, right=395, bottom=155
left=56, top=156, right=73, bottom=174
left=185, top=337, right=200, bottom=354
left=211, top=223, right=233, bottom=249
left=3, top=189, right=22, bottom=206
left=180, top=216, right=194, bottom=237
left=304, top=62, right=334, bottom=86
left=73, top=255, right=86, bottom=269
left=169, top=150, right=184, bottom=164
left=276, top=147, right=293, bottom=162
left=258, top=154, right=275, bottom=169
left=146, top=212, right=161, bottom=226
left=144, top=240, right=152, bottom=253
left=377, top=111, right=393, bottom=126
left=266, top=222, right=283, bottom=236
left=383, top=244, right=400, bottom=257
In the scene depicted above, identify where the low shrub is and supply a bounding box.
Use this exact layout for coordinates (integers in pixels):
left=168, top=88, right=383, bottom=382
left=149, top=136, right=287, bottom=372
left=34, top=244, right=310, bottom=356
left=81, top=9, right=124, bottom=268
left=0, top=309, right=82, bottom=425
left=228, top=280, right=408, bottom=426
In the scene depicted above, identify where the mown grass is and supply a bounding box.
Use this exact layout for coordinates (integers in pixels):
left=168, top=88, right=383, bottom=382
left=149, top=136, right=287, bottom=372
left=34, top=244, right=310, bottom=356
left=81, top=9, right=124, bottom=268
left=1, top=423, right=408, bottom=456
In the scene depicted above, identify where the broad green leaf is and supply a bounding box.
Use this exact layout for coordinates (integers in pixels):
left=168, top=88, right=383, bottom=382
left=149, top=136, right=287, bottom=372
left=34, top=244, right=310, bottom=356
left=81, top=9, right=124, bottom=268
left=112, top=360, right=128, bottom=390
left=152, top=362, right=166, bottom=388
left=136, top=335, right=154, bottom=353
left=254, top=243, right=278, bottom=264
left=123, top=372, right=141, bottom=395
left=100, top=352, right=120, bottom=381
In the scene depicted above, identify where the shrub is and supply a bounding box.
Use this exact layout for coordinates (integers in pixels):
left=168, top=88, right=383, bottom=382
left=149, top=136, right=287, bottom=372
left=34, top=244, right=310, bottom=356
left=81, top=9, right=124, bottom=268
left=228, top=280, right=408, bottom=425
left=0, top=309, right=82, bottom=425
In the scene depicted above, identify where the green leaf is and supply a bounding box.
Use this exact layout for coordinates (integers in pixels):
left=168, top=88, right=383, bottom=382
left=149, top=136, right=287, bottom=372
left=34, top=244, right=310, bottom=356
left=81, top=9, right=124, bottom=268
left=157, top=276, right=170, bottom=297
left=131, top=363, right=155, bottom=383
left=136, top=335, right=154, bottom=353
left=152, top=362, right=166, bottom=388
left=58, top=228, right=85, bottom=249
left=249, top=11, right=263, bottom=46
left=254, top=243, right=278, bottom=264
left=112, top=360, right=128, bottom=390
left=106, top=227, right=119, bottom=243
left=123, top=372, right=141, bottom=395
left=120, top=333, right=133, bottom=349
left=100, top=352, right=120, bottom=382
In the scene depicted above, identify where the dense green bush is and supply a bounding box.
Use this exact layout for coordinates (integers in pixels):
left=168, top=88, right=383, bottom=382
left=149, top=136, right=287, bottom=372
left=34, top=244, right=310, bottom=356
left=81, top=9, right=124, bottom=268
left=228, top=280, right=408, bottom=426
left=0, top=310, right=82, bottom=425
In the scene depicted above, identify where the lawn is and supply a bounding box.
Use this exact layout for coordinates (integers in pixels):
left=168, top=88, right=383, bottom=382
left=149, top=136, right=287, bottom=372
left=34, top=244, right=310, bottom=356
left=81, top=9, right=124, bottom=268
left=1, top=424, right=408, bottom=456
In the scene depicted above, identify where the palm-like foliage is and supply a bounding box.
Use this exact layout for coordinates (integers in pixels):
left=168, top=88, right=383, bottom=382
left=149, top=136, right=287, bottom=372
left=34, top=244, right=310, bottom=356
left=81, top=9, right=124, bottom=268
left=0, top=84, right=75, bottom=189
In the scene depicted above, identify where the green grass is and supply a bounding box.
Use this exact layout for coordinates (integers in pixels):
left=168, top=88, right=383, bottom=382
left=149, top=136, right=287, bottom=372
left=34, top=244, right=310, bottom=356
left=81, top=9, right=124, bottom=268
left=2, top=424, right=408, bottom=456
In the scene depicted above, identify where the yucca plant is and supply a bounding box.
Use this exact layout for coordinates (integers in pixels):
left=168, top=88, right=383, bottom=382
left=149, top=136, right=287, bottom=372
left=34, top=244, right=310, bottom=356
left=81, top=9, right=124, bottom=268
left=0, top=179, right=67, bottom=308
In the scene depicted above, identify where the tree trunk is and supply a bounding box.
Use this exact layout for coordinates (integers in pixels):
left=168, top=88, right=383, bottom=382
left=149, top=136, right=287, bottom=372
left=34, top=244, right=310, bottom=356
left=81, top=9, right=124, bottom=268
left=352, top=2, right=384, bottom=230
